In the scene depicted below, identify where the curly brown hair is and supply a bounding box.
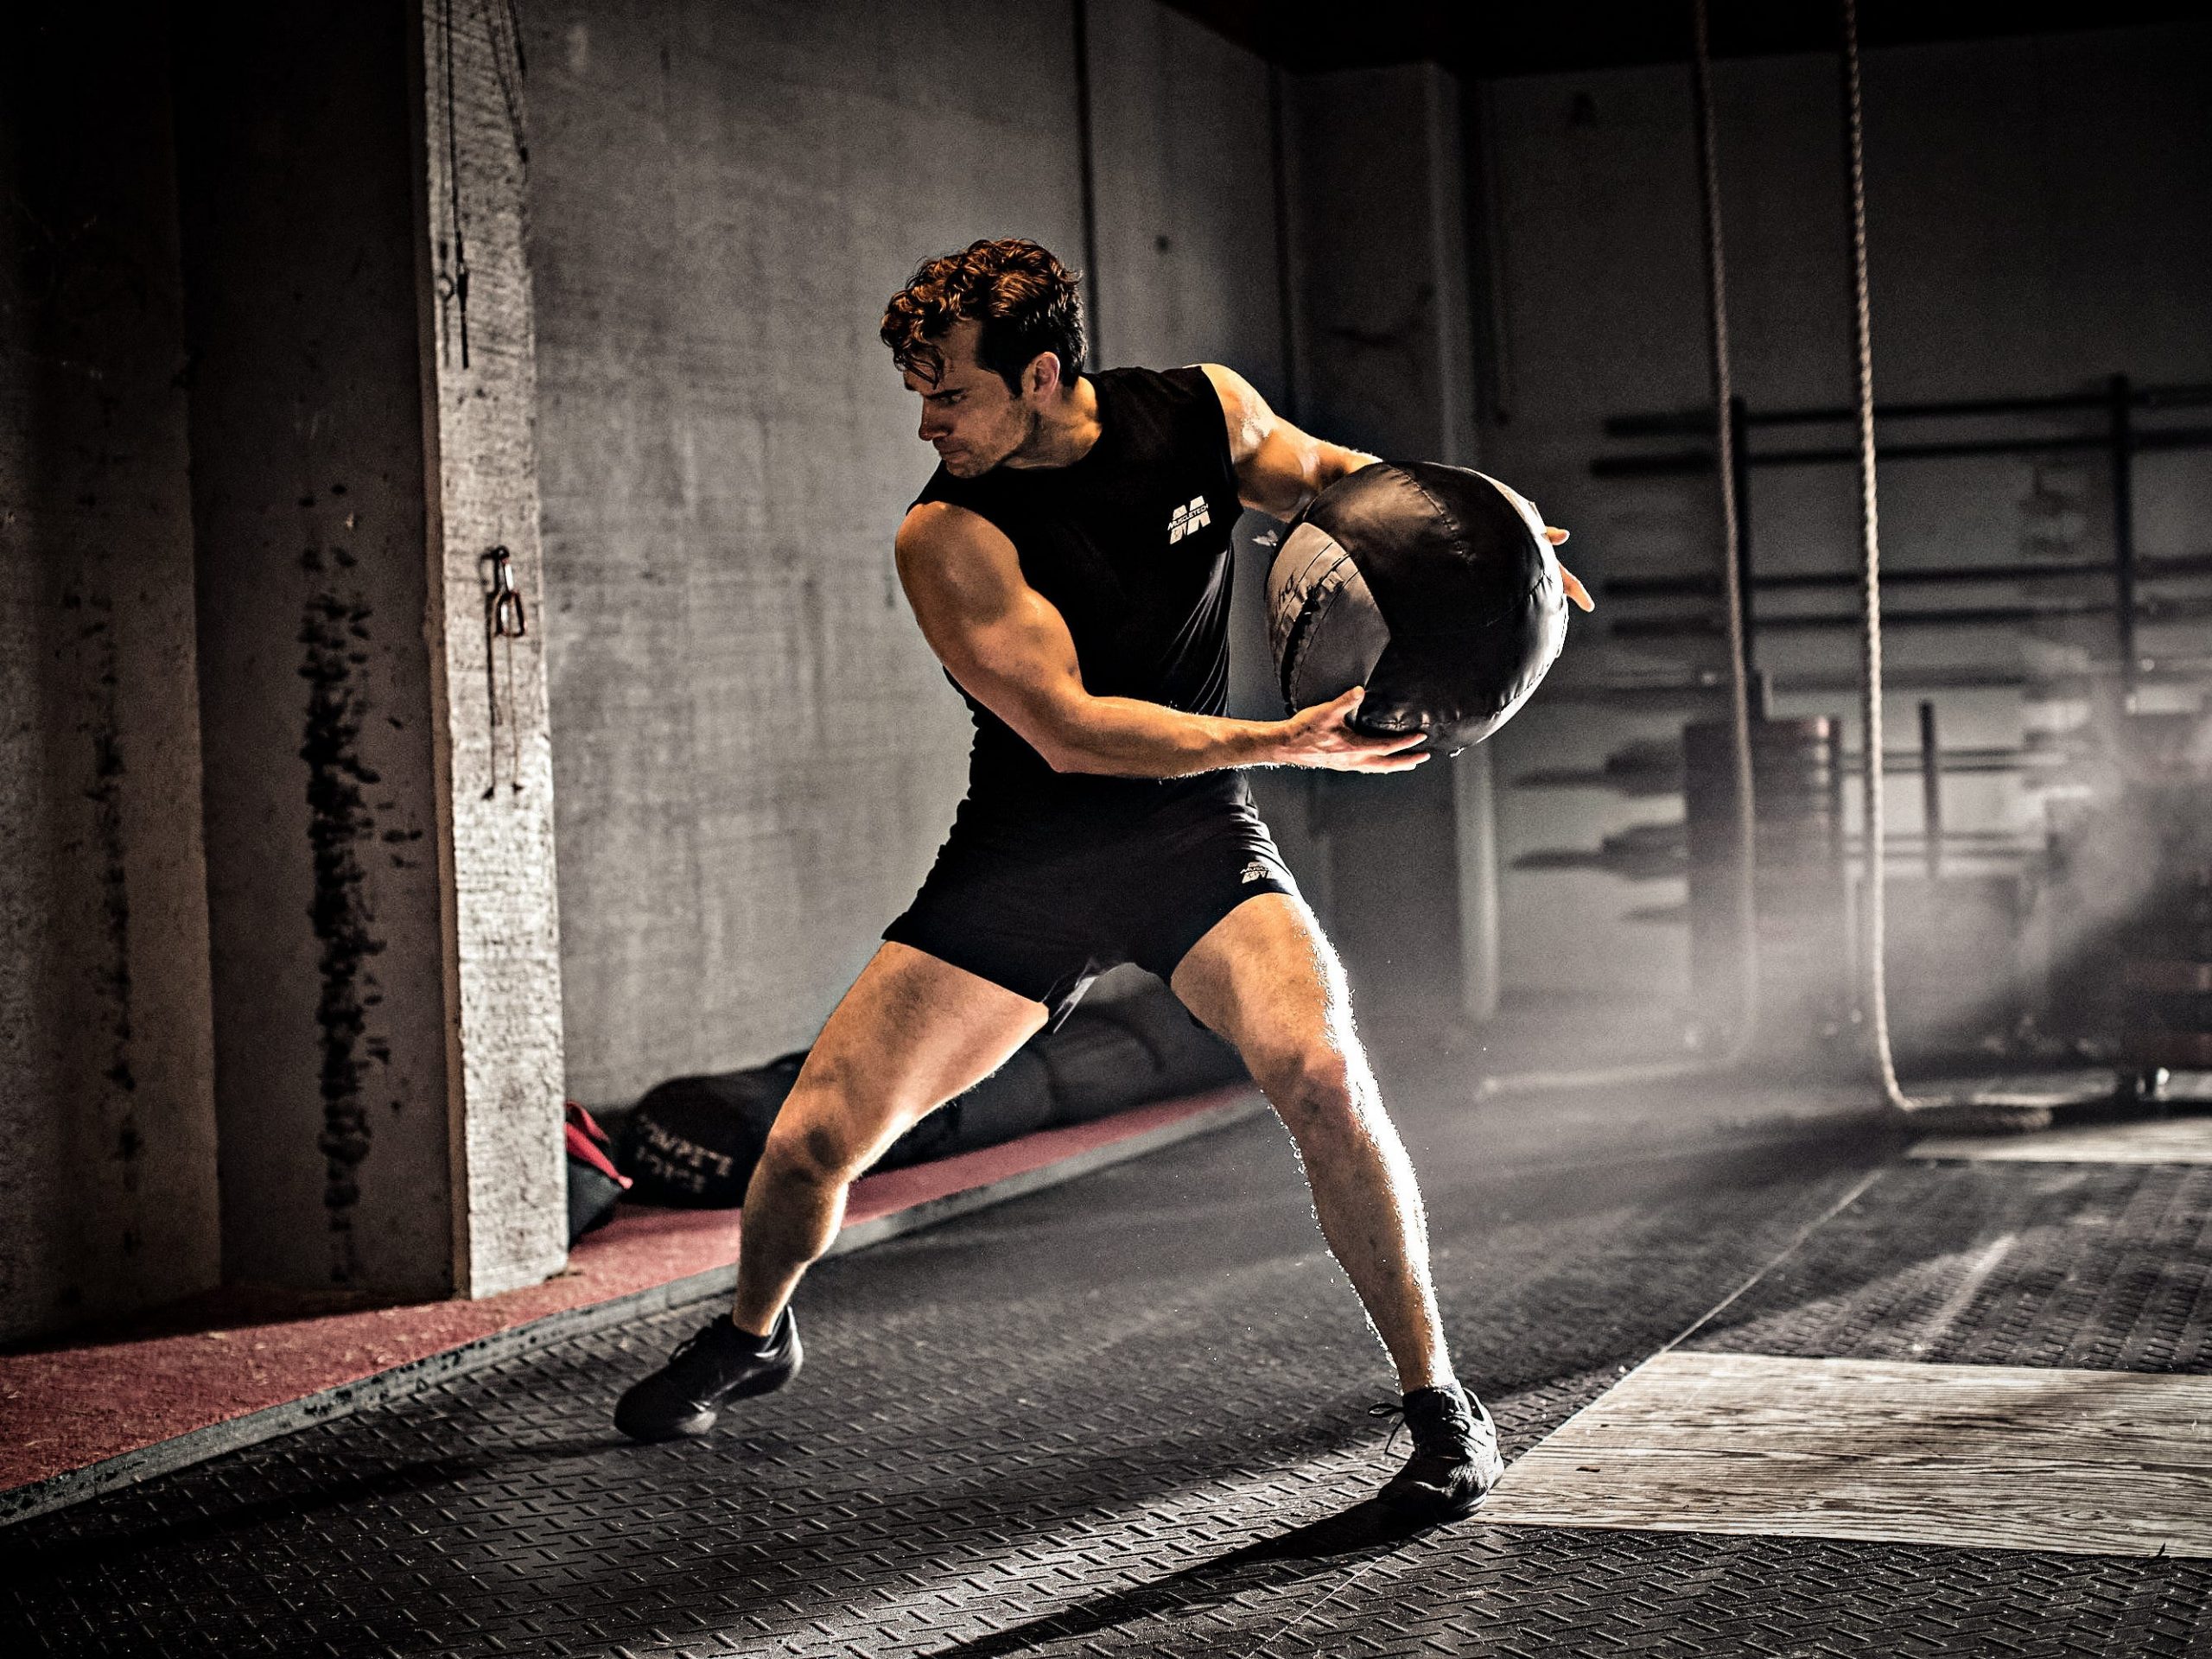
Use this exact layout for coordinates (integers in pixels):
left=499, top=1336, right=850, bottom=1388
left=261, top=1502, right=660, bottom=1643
left=880, top=238, right=1086, bottom=394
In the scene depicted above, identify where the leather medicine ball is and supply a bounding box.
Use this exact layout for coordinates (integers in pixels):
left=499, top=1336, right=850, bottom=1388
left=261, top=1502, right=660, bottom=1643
left=1266, top=461, right=1571, bottom=752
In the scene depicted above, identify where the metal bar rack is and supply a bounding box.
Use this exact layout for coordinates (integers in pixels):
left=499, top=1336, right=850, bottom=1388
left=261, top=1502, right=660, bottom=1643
left=1592, top=378, right=2212, bottom=698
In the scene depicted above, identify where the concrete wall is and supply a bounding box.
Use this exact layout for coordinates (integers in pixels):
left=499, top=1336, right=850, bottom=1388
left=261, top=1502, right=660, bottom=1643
left=413, top=0, right=571, bottom=1299
left=1473, top=22, right=2212, bottom=1012
left=527, top=0, right=1301, bottom=1103
left=1086, top=0, right=1286, bottom=395
left=174, top=3, right=568, bottom=1300
left=0, top=12, right=221, bottom=1339
left=1279, top=63, right=1500, bottom=1024
left=175, top=8, right=458, bottom=1295
left=0, top=2, right=569, bottom=1334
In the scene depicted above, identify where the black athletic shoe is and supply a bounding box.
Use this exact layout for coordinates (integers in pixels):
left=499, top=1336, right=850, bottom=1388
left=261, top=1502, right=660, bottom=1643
left=613, top=1308, right=802, bottom=1441
left=1373, top=1382, right=1504, bottom=1519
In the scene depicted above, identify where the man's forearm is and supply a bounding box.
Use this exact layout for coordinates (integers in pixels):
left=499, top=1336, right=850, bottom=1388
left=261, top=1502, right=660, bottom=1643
left=1319, top=441, right=1382, bottom=487
left=1043, top=694, right=1286, bottom=779
left=1042, top=446, right=1378, bottom=776
left=1272, top=439, right=1380, bottom=520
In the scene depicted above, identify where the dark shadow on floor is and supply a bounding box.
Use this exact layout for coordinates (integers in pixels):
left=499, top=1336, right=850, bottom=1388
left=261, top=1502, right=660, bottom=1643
left=917, top=1497, right=1433, bottom=1658
left=4, top=1436, right=626, bottom=1579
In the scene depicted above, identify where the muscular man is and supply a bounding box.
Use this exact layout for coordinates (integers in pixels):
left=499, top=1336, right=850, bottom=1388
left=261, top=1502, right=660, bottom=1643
left=614, top=238, right=1586, bottom=1519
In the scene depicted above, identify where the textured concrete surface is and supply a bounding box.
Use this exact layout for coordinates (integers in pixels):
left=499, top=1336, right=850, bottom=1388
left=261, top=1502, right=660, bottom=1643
left=413, top=0, right=569, bottom=1298
left=170, top=3, right=568, bottom=1303
left=0, top=10, right=221, bottom=1340
left=526, top=0, right=1325, bottom=1107
left=1085, top=0, right=1285, bottom=396
left=1281, top=64, right=1503, bottom=1025
left=1284, top=65, right=1478, bottom=467
left=175, top=8, right=457, bottom=1299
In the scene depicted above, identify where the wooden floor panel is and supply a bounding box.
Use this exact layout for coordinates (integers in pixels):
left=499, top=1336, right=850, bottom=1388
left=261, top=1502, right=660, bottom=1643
left=1481, top=1351, right=2212, bottom=1558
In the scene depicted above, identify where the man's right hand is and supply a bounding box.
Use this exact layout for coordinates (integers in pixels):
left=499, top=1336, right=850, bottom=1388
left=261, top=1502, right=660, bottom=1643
left=1268, top=689, right=1431, bottom=772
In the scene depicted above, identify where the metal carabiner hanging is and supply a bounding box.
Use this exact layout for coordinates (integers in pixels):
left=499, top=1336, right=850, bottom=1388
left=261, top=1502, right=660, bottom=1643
left=485, top=544, right=527, bottom=640
left=481, top=545, right=526, bottom=798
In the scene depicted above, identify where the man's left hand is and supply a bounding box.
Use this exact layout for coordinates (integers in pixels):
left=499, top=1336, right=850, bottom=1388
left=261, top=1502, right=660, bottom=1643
left=1546, top=526, right=1594, bottom=613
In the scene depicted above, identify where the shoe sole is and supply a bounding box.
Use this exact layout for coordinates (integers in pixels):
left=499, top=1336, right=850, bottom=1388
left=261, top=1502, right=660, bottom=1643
left=1379, top=1448, right=1505, bottom=1521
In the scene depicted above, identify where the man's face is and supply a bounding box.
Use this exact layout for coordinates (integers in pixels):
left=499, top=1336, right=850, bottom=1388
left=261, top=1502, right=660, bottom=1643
left=904, top=321, right=1040, bottom=478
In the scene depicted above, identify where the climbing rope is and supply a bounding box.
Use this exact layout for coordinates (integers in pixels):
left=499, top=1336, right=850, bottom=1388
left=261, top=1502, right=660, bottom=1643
left=1492, top=0, right=2023, bottom=1124
left=1836, top=0, right=2033, bottom=1126
left=1840, top=0, right=1915, bottom=1113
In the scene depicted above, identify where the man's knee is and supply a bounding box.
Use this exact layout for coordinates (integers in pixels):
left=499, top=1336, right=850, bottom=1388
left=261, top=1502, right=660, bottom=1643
left=758, top=1078, right=893, bottom=1191
left=1257, top=1042, right=1368, bottom=1129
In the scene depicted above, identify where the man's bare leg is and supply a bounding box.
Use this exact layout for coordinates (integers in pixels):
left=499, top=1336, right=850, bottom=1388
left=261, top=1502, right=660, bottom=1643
left=1172, top=893, right=1496, bottom=1517
left=729, top=942, right=1049, bottom=1334
left=615, top=944, right=1045, bottom=1440
left=1170, top=893, right=1451, bottom=1391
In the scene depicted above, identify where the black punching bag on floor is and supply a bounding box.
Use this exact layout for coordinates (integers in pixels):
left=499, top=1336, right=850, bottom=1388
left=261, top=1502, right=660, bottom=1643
left=1266, top=462, right=1570, bottom=752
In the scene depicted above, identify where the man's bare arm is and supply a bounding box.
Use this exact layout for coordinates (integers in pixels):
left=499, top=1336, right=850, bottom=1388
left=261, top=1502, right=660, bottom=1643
left=1195, top=362, right=1595, bottom=612
left=1197, top=362, right=1376, bottom=519
left=895, top=502, right=1425, bottom=779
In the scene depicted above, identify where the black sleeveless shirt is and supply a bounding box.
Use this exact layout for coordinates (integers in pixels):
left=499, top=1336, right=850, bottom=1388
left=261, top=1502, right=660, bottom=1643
left=913, top=365, right=1249, bottom=834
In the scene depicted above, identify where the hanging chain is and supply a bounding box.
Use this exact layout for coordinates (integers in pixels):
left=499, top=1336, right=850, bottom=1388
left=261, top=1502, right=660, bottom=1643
left=441, top=0, right=471, bottom=369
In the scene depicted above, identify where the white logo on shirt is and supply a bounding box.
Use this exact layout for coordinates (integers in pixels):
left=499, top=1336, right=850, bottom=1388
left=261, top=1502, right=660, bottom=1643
left=1167, top=495, right=1211, bottom=543
left=1240, top=860, right=1271, bottom=884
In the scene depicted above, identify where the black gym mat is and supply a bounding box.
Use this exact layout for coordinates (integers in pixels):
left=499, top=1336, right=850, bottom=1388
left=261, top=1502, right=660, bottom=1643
left=4, top=1088, right=2209, bottom=1656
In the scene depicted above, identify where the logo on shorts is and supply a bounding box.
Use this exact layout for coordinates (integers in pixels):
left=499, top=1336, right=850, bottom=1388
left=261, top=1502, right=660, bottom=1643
left=1167, top=495, right=1211, bottom=543
left=1239, top=860, right=1271, bottom=884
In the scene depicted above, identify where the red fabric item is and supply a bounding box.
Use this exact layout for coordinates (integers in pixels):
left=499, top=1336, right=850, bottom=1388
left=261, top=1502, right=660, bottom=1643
left=565, top=1102, right=631, bottom=1189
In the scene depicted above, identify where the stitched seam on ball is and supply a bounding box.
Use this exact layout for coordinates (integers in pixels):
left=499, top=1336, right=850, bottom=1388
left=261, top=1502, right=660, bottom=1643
left=1388, top=465, right=1534, bottom=634
left=1279, top=549, right=1358, bottom=698
left=1267, top=532, right=1334, bottom=660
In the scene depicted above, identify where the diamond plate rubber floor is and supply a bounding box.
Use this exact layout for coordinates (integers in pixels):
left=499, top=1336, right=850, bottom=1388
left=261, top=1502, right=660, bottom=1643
left=1696, top=1160, right=2212, bottom=1371
left=4, top=1084, right=2211, bottom=1656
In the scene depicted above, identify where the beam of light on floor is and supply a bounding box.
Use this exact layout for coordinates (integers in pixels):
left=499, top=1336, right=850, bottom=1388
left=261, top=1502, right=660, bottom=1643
left=1478, top=1351, right=2212, bottom=1558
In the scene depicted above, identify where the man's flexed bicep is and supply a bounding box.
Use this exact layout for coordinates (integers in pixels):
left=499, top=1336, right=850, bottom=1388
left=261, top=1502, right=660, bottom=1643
left=895, top=503, right=1095, bottom=772
left=1194, top=362, right=1596, bottom=614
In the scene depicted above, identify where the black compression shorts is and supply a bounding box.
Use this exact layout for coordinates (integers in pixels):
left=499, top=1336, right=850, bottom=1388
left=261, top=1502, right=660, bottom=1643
left=884, top=790, right=1300, bottom=1023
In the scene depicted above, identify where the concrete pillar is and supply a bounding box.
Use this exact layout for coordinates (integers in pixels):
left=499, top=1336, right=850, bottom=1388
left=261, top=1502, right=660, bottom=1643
left=1084, top=0, right=1287, bottom=392
left=175, top=3, right=564, bottom=1300
left=1284, top=63, right=1503, bottom=1024
left=0, top=9, right=221, bottom=1340
left=415, top=0, right=569, bottom=1296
